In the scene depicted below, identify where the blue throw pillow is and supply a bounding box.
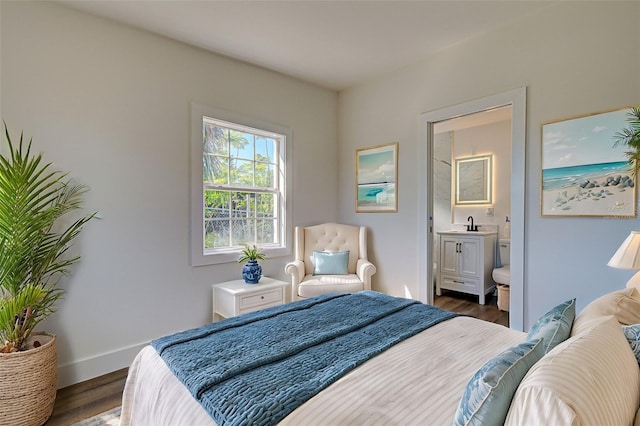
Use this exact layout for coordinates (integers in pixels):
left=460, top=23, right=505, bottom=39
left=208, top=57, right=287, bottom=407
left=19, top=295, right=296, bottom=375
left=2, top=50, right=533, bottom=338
left=527, top=299, right=575, bottom=353
left=312, top=251, right=349, bottom=275
left=454, top=339, right=544, bottom=426
left=623, top=324, right=640, bottom=365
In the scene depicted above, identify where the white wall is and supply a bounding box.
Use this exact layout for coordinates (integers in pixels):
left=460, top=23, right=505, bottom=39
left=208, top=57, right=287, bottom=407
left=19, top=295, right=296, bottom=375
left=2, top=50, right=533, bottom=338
left=452, top=120, right=511, bottom=234
left=433, top=132, right=452, bottom=238
left=338, top=2, right=640, bottom=323
left=0, top=1, right=339, bottom=386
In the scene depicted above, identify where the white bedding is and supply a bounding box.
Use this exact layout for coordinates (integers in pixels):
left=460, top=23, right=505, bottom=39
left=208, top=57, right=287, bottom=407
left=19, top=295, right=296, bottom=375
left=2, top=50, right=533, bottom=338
left=120, top=316, right=525, bottom=425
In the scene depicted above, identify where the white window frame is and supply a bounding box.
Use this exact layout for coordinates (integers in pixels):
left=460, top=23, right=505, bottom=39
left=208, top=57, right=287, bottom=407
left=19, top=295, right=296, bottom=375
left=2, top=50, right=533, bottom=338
left=190, top=103, right=292, bottom=266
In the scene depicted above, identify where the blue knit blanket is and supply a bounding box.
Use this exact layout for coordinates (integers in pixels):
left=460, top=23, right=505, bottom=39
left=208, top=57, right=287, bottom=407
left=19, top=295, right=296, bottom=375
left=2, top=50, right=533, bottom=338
left=152, top=291, right=457, bottom=426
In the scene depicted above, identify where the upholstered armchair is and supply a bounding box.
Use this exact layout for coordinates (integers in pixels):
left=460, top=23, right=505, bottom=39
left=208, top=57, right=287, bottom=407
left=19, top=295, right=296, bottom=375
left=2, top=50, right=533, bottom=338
left=284, top=223, right=377, bottom=301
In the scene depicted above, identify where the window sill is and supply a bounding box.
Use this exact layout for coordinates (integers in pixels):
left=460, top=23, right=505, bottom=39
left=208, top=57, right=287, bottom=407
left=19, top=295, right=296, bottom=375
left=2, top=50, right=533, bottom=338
left=191, top=246, right=290, bottom=266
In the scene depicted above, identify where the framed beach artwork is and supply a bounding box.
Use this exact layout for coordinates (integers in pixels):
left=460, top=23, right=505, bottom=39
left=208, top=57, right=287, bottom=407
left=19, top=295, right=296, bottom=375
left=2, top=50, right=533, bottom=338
left=356, top=142, right=398, bottom=213
left=541, top=106, right=637, bottom=218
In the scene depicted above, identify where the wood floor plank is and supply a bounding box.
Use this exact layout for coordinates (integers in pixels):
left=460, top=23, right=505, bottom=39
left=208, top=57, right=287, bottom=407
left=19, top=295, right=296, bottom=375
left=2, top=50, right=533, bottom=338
left=46, top=368, right=128, bottom=425
left=434, top=289, right=509, bottom=327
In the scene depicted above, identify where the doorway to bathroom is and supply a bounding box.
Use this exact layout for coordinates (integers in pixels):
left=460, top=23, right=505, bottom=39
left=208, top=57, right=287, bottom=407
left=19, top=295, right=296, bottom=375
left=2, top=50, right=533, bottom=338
left=417, top=88, right=526, bottom=331
left=432, top=106, right=511, bottom=326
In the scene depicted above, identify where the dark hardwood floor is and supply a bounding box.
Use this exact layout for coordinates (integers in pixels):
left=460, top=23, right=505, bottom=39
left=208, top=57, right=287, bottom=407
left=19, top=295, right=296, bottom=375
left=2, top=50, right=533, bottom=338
left=434, top=289, right=509, bottom=327
left=46, top=292, right=507, bottom=424
left=46, top=368, right=128, bottom=425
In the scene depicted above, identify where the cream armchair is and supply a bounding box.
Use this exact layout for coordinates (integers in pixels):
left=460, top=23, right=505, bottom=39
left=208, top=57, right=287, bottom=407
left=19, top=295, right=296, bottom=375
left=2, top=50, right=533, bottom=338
left=284, top=223, right=377, bottom=301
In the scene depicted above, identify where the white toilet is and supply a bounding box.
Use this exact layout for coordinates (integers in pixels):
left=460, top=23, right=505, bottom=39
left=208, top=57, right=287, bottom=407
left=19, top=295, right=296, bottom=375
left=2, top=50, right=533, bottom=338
left=493, top=239, right=510, bottom=311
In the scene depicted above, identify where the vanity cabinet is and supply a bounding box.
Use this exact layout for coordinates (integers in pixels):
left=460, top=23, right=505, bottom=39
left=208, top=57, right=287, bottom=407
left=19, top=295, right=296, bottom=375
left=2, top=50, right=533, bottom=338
left=437, top=231, right=497, bottom=305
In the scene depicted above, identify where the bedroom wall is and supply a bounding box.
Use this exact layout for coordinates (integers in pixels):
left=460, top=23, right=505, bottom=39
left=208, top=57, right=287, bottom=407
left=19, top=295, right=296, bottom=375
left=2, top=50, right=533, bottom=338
left=338, top=2, right=640, bottom=324
left=0, top=1, right=339, bottom=386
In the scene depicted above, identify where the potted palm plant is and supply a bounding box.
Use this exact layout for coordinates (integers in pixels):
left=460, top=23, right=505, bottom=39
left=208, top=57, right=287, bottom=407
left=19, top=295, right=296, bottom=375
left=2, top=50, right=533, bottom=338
left=0, top=126, right=93, bottom=426
left=238, top=244, right=265, bottom=284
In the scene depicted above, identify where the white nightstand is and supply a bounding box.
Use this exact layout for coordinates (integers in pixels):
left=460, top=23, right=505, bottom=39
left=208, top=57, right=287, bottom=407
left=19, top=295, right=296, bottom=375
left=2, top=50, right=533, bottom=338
left=212, top=277, right=289, bottom=321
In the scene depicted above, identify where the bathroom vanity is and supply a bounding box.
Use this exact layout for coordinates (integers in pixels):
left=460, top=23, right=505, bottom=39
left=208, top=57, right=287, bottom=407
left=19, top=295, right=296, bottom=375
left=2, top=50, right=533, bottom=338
left=436, top=231, right=497, bottom=305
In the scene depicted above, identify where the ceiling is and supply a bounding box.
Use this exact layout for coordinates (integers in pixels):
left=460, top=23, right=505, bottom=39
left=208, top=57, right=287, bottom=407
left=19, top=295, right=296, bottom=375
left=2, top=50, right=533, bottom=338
left=59, top=1, right=552, bottom=91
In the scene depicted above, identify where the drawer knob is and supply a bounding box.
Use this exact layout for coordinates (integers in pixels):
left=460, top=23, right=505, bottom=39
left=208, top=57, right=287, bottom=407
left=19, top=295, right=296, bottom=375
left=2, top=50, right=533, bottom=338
left=261, top=296, right=264, bottom=299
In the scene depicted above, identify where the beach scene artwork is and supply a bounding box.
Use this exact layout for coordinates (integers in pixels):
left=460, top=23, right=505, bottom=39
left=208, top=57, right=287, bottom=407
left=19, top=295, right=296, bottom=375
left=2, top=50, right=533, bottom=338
left=541, top=107, right=636, bottom=217
left=356, top=143, right=398, bottom=212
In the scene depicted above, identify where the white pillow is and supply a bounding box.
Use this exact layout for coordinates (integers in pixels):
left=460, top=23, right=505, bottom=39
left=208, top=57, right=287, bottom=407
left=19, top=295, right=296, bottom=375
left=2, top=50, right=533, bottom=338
left=572, top=288, right=640, bottom=336
left=505, top=316, right=640, bottom=426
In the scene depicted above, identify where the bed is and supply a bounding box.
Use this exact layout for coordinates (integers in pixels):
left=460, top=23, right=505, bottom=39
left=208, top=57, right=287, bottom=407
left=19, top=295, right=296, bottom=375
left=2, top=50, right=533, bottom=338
left=120, top=289, right=640, bottom=425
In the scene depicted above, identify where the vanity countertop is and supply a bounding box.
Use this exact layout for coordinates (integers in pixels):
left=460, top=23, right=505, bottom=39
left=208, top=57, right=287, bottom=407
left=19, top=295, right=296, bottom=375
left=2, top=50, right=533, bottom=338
left=438, top=230, right=498, bottom=235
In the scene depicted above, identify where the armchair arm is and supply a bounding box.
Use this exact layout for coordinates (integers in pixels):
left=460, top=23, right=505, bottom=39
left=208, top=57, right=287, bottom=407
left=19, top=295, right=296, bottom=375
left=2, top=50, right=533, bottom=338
left=356, top=258, right=377, bottom=291
left=285, top=260, right=305, bottom=300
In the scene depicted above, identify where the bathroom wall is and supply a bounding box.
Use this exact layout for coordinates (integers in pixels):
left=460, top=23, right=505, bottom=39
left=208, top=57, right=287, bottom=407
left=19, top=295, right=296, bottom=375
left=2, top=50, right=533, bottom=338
left=452, top=119, right=512, bottom=237
left=433, top=131, right=453, bottom=238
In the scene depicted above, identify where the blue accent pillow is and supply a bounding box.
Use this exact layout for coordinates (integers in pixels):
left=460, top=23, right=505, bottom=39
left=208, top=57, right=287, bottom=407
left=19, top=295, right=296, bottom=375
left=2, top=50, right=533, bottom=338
left=623, top=324, right=640, bottom=365
left=312, top=251, right=349, bottom=275
left=454, top=339, right=544, bottom=426
left=527, top=299, right=575, bottom=353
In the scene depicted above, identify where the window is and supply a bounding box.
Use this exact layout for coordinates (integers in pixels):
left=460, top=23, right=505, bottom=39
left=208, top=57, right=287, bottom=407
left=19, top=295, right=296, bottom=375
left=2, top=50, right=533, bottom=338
left=191, top=104, right=291, bottom=265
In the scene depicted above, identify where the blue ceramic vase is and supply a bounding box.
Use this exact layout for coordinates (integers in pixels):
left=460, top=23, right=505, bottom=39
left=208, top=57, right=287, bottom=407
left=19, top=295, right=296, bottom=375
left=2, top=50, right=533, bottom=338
left=242, top=260, right=262, bottom=284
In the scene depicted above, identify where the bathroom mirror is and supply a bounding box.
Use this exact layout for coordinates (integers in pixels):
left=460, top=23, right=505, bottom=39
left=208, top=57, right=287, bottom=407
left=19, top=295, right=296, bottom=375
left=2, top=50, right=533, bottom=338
left=454, top=154, right=492, bottom=205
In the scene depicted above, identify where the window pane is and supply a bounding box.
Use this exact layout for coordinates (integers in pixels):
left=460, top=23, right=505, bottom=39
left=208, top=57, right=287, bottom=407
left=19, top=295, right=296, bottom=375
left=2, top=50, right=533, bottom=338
left=231, top=192, right=256, bottom=218
left=229, top=131, right=253, bottom=160
left=230, top=159, right=254, bottom=186
left=203, top=123, right=229, bottom=184
left=256, top=136, right=276, bottom=163
left=203, top=123, right=228, bottom=156
left=205, top=219, right=229, bottom=249
left=254, top=163, right=274, bottom=188
left=256, top=193, right=275, bottom=217
left=203, top=154, right=228, bottom=184
left=256, top=219, right=276, bottom=244
left=204, top=190, right=230, bottom=218
left=231, top=219, right=255, bottom=246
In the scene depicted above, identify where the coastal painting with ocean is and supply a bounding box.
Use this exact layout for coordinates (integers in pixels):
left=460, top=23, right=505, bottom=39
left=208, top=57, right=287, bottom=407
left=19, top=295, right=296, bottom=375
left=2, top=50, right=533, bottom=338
left=356, top=143, right=398, bottom=212
left=541, top=107, right=636, bottom=217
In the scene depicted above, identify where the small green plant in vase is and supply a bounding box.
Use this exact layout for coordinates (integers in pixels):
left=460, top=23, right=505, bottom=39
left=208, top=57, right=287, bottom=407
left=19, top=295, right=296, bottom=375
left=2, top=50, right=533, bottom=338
left=238, top=245, right=265, bottom=284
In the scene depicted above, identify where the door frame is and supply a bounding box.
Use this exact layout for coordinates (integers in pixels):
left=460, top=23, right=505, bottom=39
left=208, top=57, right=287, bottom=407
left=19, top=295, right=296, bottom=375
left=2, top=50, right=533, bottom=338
left=417, top=87, right=526, bottom=331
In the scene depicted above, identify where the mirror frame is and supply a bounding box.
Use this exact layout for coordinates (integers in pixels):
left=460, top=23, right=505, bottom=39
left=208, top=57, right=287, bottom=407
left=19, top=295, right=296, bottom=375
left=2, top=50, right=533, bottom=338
left=454, top=154, right=493, bottom=205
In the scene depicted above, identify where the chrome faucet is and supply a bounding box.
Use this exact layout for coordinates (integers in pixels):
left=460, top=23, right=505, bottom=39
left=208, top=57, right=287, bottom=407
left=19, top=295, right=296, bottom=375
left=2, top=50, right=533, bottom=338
left=466, top=215, right=478, bottom=232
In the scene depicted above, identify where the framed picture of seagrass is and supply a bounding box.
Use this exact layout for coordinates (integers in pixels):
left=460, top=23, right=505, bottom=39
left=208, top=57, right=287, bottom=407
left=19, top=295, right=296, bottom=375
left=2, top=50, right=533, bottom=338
left=541, top=106, right=638, bottom=218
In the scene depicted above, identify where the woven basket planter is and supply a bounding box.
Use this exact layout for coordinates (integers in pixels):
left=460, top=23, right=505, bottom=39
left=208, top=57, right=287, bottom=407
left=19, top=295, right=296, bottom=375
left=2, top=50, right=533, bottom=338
left=0, top=333, right=57, bottom=426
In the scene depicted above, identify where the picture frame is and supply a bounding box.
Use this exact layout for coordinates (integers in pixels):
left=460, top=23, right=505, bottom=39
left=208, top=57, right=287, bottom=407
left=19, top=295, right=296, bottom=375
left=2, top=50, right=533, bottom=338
left=356, top=142, right=398, bottom=213
left=454, top=154, right=493, bottom=205
left=541, top=106, right=637, bottom=218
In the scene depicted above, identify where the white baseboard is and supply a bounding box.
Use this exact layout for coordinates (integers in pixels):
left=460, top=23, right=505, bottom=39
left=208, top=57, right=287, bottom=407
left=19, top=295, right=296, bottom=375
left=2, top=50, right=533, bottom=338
left=57, top=341, right=148, bottom=388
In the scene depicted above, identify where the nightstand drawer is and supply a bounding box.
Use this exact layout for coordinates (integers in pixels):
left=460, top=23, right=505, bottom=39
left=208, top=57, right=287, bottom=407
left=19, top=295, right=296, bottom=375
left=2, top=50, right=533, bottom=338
left=240, top=288, right=283, bottom=310
left=212, top=277, right=289, bottom=321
